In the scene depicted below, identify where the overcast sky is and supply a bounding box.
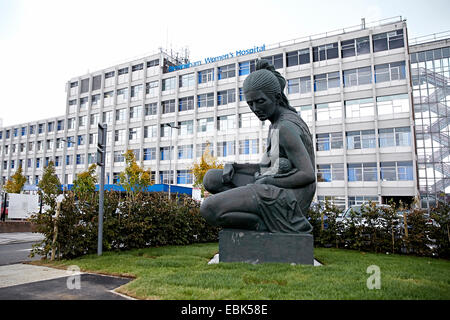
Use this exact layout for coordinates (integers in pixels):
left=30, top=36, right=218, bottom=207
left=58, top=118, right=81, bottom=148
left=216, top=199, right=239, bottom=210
left=1, top=0, right=449, bottom=127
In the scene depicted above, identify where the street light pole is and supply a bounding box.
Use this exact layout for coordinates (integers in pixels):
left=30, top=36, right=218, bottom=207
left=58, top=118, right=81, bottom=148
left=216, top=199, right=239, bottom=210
left=165, top=123, right=179, bottom=200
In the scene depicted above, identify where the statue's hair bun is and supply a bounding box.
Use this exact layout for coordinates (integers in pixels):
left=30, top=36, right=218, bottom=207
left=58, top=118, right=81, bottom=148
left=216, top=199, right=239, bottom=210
left=256, top=59, right=286, bottom=92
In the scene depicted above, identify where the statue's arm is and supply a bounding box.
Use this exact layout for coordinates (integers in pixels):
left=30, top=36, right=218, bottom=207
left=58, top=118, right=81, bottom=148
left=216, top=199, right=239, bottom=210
left=257, top=123, right=315, bottom=189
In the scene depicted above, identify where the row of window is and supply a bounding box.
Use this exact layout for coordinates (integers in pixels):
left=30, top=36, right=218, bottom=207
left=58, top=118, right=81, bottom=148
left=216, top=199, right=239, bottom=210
left=317, top=161, right=413, bottom=182
left=287, top=61, right=406, bottom=94
left=316, top=126, right=411, bottom=151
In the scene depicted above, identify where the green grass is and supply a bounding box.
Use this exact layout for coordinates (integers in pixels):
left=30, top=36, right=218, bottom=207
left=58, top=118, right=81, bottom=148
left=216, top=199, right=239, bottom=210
left=31, top=243, right=450, bottom=300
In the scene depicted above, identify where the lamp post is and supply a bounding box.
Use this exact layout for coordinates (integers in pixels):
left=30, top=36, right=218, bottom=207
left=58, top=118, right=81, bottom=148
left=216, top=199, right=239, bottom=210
left=165, top=123, right=180, bottom=200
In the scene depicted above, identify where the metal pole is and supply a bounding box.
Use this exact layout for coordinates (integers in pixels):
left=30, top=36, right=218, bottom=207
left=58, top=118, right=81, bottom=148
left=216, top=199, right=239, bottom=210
left=98, top=162, right=105, bottom=256
left=168, top=126, right=172, bottom=200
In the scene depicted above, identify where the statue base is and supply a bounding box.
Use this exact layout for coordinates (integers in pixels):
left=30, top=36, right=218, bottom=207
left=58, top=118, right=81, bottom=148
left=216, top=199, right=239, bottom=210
left=219, top=229, right=314, bottom=265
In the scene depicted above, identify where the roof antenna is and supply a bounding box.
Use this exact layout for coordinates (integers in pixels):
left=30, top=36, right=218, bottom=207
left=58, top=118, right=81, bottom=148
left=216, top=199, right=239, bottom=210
left=361, top=18, right=366, bottom=30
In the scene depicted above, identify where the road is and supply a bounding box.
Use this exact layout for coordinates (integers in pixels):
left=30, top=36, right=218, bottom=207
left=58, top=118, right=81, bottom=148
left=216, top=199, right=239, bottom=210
left=0, top=241, right=43, bottom=265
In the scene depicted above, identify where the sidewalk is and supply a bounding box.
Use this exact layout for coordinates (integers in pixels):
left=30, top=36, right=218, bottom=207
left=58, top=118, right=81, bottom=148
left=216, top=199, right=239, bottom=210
left=0, top=232, right=45, bottom=245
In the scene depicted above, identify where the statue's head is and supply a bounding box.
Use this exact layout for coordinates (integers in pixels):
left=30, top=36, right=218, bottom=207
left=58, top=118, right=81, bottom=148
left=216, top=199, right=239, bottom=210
left=243, top=60, right=296, bottom=120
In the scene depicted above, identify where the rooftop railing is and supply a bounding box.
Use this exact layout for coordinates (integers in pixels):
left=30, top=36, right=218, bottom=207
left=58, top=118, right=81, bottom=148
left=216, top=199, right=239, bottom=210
left=408, top=30, right=450, bottom=46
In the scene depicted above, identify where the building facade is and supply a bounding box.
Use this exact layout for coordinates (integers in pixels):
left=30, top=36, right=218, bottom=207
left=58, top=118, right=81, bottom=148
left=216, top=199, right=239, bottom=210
left=1, top=17, right=441, bottom=210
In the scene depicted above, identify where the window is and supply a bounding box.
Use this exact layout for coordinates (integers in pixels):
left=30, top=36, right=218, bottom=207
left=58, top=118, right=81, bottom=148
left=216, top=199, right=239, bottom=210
left=159, top=171, right=173, bottom=184
left=261, top=54, right=283, bottom=69
left=29, top=125, right=35, bottom=135
left=103, top=91, right=114, bottom=106
left=217, top=115, right=236, bottom=131
left=36, top=158, right=40, bottom=168
left=77, top=135, right=85, bottom=146
left=178, top=120, right=193, bottom=136
left=66, top=155, right=73, bottom=166
left=78, top=115, right=86, bottom=128
left=147, top=59, right=159, bottom=68
left=55, top=156, right=60, bottom=167
left=316, top=132, right=343, bottom=151
left=179, top=73, right=195, bottom=88
left=47, top=139, right=54, bottom=150
left=341, top=36, right=370, bottom=58
left=143, top=148, right=156, bottom=160
left=238, top=60, right=256, bottom=76
left=79, top=97, right=88, bottom=111
left=239, top=139, right=259, bottom=155
left=315, top=102, right=342, bottom=121
left=297, top=105, right=313, bottom=123
left=197, top=143, right=214, bottom=157
left=348, top=163, right=377, bottom=181
left=197, top=118, right=214, bottom=133
left=162, top=100, right=175, bottom=114
left=217, top=141, right=236, bottom=157
left=239, top=113, right=259, bottom=128
left=66, top=136, right=74, bottom=148
left=144, top=125, right=157, bottom=138
left=346, top=130, right=376, bottom=149
left=348, top=196, right=379, bottom=206
left=160, top=146, right=173, bottom=160
left=160, top=123, right=175, bottom=137
left=80, top=78, right=89, bottom=93
left=218, top=64, right=235, bottom=80
left=102, top=111, right=113, bottom=124
left=313, top=43, right=338, bottom=62
left=177, top=170, right=193, bottom=184
left=114, top=129, right=125, bottom=144
left=88, top=133, right=97, bottom=145
left=146, top=81, right=158, bottom=97
left=57, top=120, right=64, bottom=131
left=179, top=96, right=194, bottom=111
left=198, top=93, right=214, bottom=108
left=217, top=89, right=235, bottom=106
left=178, top=145, right=193, bottom=159
left=288, top=76, right=311, bottom=94
left=162, top=77, right=176, bottom=91
left=374, top=61, right=406, bottom=83
left=118, top=67, right=128, bottom=75
left=145, top=103, right=158, bottom=116
left=286, top=49, right=310, bottom=67
left=317, top=164, right=331, bottom=182
left=90, top=113, right=99, bottom=127
left=104, top=71, right=115, bottom=87
left=70, top=81, right=78, bottom=88
left=115, top=108, right=127, bottom=122
left=198, top=68, right=214, bottom=83
left=314, top=72, right=340, bottom=91
left=132, top=63, right=143, bottom=72
left=380, top=161, right=413, bottom=181
left=128, top=127, right=141, bottom=141
left=129, top=105, right=142, bottom=119
left=87, top=153, right=96, bottom=164
left=21, top=127, right=27, bottom=136
left=376, top=94, right=409, bottom=115
left=343, top=67, right=371, bottom=87
left=379, top=127, right=411, bottom=147
left=345, top=98, right=374, bottom=118
left=116, top=88, right=128, bottom=104
left=114, top=151, right=125, bottom=163
left=76, top=154, right=84, bottom=165
left=38, top=124, right=44, bottom=134
left=92, top=75, right=101, bottom=91
left=130, top=84, right=143, bottom=100
left=373, top=29, right=404, bottom=52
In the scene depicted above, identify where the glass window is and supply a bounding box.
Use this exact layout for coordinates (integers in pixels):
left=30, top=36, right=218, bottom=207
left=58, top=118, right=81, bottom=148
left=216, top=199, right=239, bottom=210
left=217, top=141, right=236, bottom=157
left=380, top=161, right=396, bottom=181
left=162, top=77, right=176, bottom=91
left=345, top=98, right=374, bottom=118
left=261, top=54, right=283, bottom=69
left=178, top=145, right=193, bottom=159
left=198, top=92, right=214, bottom=108
left=317, top=164, right=331, bottom=182
left=313, top=43, right=338, bottom=62
left=146, top=81, right=159, bottom=97
left=198, top=69, right=214, bottom=83
left=376, top=94, right=409, bottom=115
left=217, top=89, right=235, bottom=106
left=217, top=115, right=236, bottom=131
left=239, top=60, right=256, bottom=76
left=197, top=118, right=214, bottom=133
left=178, top=120, right=193, bottom=136
left=179, top=73, right=195, bottom=88
left=316, top=102, right=342, bottom=121
left=161, top=100, right=175, bottom=114
left=239, top=139, right=259, bottom=155
left=179, top=96, right=194, bottom=111
left=143, top=148, right=156, bottom=160
left=239, top=113, right=259, bottom=128
left=160, top=146, right=173, bottom=160
left=177, top=170, right=193, bottom=184
left=144, top=125, right=157, bottom=138
left=218, top=64, right=235, bottom=80
left=145, top=103, right=158, bottom=116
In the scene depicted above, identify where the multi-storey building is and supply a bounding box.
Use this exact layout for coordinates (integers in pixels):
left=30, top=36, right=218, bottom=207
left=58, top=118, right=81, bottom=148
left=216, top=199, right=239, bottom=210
left=1, top=17, right=447, bottom=210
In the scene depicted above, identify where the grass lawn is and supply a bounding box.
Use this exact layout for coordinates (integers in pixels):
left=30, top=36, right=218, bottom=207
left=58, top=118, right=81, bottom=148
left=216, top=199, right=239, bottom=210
left=31, top=243, right=450, bottom=300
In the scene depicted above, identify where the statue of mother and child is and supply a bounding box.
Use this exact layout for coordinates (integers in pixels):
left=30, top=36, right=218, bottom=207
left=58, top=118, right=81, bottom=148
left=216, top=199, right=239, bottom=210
left=200, top=59, right=316, bottom=235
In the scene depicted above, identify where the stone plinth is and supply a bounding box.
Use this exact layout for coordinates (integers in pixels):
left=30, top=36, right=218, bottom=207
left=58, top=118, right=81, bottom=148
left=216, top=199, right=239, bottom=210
left=219, top=229, right=314, bottom=265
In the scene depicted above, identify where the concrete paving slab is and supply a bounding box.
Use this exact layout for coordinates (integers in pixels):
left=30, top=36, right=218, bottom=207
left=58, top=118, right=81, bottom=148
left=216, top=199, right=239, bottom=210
left=0, top=264, right=70, bottom=288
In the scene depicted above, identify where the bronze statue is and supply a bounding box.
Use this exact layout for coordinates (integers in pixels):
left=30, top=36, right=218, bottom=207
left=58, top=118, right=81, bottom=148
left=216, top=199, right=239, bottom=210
left=200, top=60, right=316, bottom=234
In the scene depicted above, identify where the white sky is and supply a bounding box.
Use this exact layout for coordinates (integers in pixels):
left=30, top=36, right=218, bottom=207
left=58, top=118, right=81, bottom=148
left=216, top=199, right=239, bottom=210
left=1, top=0, right=449, bottom=127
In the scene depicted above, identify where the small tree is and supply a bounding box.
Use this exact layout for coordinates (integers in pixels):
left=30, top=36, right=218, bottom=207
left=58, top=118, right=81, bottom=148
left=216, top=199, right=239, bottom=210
left=4, top=165, right=27, bottom=193
left=38, top=161, right=62, bottom=209
left=119, top=150, right=153, bottom=201
left=190, top=143, right=223, bottom=194
left=72, top=164, right=97, bottom=201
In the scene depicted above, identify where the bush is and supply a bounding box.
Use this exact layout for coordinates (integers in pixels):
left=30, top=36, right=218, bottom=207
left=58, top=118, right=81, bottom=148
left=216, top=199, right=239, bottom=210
left=305, top=201, right=449, bottom=259
left=30, top=191, right=219, bottom=259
